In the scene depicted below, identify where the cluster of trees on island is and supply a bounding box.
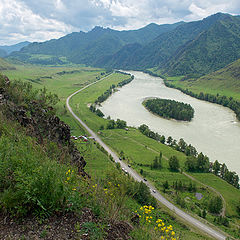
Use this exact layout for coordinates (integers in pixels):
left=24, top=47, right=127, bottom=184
left=138, top=124, right=239, bottom=189
left=143, top=98, right=194, bottom=121
left=165, top=81, right=240, bottom=121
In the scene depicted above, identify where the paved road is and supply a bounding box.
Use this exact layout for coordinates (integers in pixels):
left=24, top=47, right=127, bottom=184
left=66, top=75, right=227, bottom=240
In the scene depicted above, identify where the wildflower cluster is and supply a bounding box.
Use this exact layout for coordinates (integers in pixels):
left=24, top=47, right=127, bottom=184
left=136, top=205, right=179, bottom=239
left=65, top=169, right=78, bottom=191
left=154, top=219, right=177, bottom=240
left=136, top=205, right=154, bottom=223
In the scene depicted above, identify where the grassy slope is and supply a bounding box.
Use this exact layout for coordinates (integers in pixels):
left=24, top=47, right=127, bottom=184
left=3, top=63, right=239, bottom=239
left=165, top=58, right=240, bottom=101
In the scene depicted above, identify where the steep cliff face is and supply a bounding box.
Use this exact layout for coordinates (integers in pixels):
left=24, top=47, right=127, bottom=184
left=0, top=75, right=87, bottom=176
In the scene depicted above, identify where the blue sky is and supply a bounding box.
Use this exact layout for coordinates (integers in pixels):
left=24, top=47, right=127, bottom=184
left=0, top=0, right=240, bottom=45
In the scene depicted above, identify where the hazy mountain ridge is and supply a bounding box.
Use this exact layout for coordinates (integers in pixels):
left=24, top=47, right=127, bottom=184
left=0, top=41, right=30, bottom=55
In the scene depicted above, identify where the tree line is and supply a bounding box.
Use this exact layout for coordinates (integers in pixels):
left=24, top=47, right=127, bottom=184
left=138, top=124, right=239, bottom=188
left=89, top=74, right=134, bottom=118
left=144, top=98, right=194, bottom=121
left=139, top=124, right=197, bottom=157
left=165, top=81, right=240, bottom=121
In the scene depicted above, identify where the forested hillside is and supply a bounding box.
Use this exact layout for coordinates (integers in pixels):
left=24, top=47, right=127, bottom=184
left=161, top=14, right=240, bottom=76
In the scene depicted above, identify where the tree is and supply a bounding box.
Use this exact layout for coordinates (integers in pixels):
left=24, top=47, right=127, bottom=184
left=185, top=156, right=198, bottom=172
left=167, top=136, right=173, bottom=145
left=138, top=124, right=149, bottom=134
left=197, top=153, right=210, bottom=172
left=169, top=156, right=180, bottom=171
left=106, top=120, right=115, bottom=129
left=178, top=138, right=187, bottom=152
left=163, top=180, right=169, bottom=193
left=213, top=160, right=220, bottom=175
left=202, top=209, right=207, bottom=219
left=160, top=135, right=165, bottom=144
left=152, top=155, right=162, bottom=169
left=95, top=109, right=104, bottom=117
left=116, top=119, right=127, bottom=129
left=220, top=163, right=228, bottom=178
left=208, top=196, right=223, bottom=214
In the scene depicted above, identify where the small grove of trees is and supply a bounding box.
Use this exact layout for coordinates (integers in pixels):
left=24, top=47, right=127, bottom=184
left=169, top=156, right=180, bottom=171
left=184, top=153, right=210, bottom=173
left=208, top=196, right=223, bottom=214
left=94, top=75, right=134, bottom=105
left=106, top=119, right=127, bottom=130
left=172, top=180, right=196, bottom=192
left=144, top=98, right=194, bottom=121
left=151, top=152, right=162, bottom=169
left=212, top=160, right=239, bottom=188
left=89, top=104, right=104, bottom=117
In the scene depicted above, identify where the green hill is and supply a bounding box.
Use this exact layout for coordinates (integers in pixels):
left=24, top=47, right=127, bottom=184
left=161, top=14, right=240, bottom=77
left=187, top=58, right=240, bottom=99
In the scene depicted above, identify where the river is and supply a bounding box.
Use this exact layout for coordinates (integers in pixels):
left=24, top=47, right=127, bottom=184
left=100, top=71, right=240, bottom=175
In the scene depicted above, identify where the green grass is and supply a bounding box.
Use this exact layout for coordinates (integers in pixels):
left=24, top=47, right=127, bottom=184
left=191, top=173, right=240, bottom=217
left=165, top=70, right=240, bottom=102
left=75, top=140, right=115, bottom=178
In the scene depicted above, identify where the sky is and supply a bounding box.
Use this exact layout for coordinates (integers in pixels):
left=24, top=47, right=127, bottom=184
left=0, top=0, right=240, bottom=45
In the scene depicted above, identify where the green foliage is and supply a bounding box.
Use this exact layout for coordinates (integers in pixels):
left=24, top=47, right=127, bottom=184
left=152, top=154, right=162, bottom=169
left=106, top=119, right=126, bottom=129
left=208, top=196, right=223, bottom=214
left=169, top=156, right=180, bottom=171
left=0, top=122, right=79, bottom=217
left=144, top=98, right=194, bottom=121
left=185, top=153, right=210, bottom=173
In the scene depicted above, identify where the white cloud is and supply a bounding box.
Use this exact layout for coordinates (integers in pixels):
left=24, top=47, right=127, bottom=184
left=0, top=0, right=240, bottom=45
left=0, top=0, right=77, bottom=45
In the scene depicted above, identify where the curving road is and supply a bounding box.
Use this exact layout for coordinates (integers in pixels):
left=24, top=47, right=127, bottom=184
left=66, top=74, right=227, bottom=240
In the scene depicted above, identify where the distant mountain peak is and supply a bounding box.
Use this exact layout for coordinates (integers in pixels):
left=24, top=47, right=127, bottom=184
left=203, top=12, right=231, bottom=22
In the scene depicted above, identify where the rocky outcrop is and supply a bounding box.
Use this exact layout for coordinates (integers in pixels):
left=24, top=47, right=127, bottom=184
left=0, top=75, right=87, bottom=177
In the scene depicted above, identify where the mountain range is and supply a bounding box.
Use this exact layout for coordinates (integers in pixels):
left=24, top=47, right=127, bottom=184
left=8, top=13, right=240, bottom=77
